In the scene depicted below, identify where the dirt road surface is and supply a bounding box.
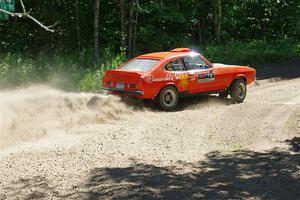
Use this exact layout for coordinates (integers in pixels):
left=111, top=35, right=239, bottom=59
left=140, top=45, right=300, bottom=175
left=0, top=60, right=300, bottom=199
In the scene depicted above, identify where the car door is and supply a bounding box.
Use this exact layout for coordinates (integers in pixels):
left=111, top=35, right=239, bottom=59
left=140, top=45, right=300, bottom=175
left=182, top=55, right=220, bottom=93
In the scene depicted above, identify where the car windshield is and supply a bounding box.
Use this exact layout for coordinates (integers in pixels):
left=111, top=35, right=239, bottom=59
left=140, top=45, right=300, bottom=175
left=119, top=59, right=160, bottom=72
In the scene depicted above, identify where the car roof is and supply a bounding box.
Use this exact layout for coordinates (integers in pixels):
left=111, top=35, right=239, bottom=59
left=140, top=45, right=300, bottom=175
left=137, top=48, right=201, bottom=60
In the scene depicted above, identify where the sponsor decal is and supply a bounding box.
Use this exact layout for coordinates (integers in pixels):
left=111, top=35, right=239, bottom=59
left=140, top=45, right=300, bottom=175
left=198, top=72, right=215, bottom=83
left=145, top=73, right=174, bottom=84
left=178, top=73, right=189, bottom=88
left=145, top=73, right=190, bottom=89
left=145, top=74, right=155, bottom=84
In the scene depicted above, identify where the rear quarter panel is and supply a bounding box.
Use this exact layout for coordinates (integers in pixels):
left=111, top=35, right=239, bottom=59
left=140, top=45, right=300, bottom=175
left=141, top=58, right=191, bottom=99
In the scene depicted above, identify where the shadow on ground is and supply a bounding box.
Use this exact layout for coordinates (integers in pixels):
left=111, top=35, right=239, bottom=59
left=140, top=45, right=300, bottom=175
left=256, top=58, right=300, bottom=80
left=177, top=95, right=230, bottom=111
left=2, top=138, right=300, bottom=200
left=120, top=94, right=228, bottom=112
left=0, top=176, right=58, bottom=200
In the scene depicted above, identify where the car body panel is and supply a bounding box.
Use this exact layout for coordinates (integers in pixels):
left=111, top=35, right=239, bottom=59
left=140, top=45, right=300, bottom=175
left=102, top=48, right=256, bottom=100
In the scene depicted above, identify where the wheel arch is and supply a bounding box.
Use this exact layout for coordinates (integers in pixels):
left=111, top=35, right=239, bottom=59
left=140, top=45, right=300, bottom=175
left=235, top=74, right=247, bottom=83
left=154, top=83, right=178, bottom=100
left=228, top=74, right=247, bottom=89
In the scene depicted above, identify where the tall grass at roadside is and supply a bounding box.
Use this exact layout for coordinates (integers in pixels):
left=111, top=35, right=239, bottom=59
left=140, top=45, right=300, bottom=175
left=79, top=52, right=126, bottom=92
left=0, top=51, right=126, bottom=91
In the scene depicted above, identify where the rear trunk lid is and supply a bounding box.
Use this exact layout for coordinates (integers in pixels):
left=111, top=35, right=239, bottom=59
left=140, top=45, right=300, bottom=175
left=102, top=70, right=143, bottom=90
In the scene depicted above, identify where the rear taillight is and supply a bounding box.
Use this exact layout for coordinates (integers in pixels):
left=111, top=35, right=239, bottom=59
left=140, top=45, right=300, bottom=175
left=104, top=81, right=112, bottom=88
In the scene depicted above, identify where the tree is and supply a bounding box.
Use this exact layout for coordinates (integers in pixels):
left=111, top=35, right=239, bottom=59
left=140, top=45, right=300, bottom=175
left=213, top=0, right=222, bottom=42
left=1, top=0, right=300, bottom=59
left=127, top=1, right=134, bottom=58
left=196, top=0, right=208, bottom=45
left=120, top=0, right=126, bottom=51
left=75, top=0, right=81, bottom=58
left=94, top=0, right=100, bottom=64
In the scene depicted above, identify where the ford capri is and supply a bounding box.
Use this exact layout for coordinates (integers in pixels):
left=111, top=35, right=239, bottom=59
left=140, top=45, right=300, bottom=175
left=102, top=48, right=256, bottom=111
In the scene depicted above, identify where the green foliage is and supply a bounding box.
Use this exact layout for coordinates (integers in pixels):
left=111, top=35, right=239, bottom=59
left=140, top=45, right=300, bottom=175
left=0, top=53, right=77, bottom=90
left=222, top=0, right=300, bottom=41
left=2, top=0, right=300, bottom=54
left=1, top=0, right=300, bottom=91
left=0, top=54, right=41, bottom=87
left=79, top=70, right=101, bottom=92
left=203, top=39, right=300, bottom=66
left=1, top=40, right=299, bottom=92
left=0, top=50, right=126, bottom=91
left=79, top=51, right=126, bottom=92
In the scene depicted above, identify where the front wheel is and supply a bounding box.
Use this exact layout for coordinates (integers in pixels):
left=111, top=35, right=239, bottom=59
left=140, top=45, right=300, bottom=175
left=230, top=79, right=247, bottom=103
left=158, top=86, right=179, bottom=111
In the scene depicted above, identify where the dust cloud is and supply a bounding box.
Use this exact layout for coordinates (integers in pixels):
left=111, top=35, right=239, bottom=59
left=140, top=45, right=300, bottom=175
left=0, top=85, right=132, bottom=149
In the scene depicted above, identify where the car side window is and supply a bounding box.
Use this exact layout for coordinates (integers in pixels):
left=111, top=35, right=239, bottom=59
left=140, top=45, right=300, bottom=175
left=182, top=56, right=210, bottom=70
left=164, top=59, right=185, bottom=71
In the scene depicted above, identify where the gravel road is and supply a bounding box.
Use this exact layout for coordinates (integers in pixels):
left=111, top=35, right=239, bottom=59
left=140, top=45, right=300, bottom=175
left=0, top=61, right=300, bottom=199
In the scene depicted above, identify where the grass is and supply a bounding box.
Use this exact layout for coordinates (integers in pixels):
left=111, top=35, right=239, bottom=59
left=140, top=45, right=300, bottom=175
left=0, top=51, right=125, bottom=92
left=1, top=39, right=299, bottom=92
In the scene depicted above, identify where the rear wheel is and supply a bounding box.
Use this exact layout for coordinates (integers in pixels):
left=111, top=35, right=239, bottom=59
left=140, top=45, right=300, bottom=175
left=158, top=86, right=179, bottom=111
left=230, top=79, right=247, bottom=103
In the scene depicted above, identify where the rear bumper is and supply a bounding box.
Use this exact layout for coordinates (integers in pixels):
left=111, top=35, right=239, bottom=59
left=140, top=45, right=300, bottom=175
left=102, top=88, right=144, bottom=96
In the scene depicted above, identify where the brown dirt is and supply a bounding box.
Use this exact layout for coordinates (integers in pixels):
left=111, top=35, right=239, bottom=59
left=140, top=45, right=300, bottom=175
left=0, top=62, right=300, bottom=199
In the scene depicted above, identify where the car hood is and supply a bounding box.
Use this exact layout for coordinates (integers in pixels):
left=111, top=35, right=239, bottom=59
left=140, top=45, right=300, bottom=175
left=213, top=63, right=246, bottom=68
left=213, top=63, right=256, bottom=75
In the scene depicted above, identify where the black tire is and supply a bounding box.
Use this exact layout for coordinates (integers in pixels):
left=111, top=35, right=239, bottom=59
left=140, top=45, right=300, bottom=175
left=230, top=79, right=247, bottom=103
left=158, top=86, right=179, bottom=111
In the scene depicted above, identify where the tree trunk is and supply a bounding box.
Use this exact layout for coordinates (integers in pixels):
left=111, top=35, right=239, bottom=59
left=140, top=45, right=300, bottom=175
left=197, top=0, right=202, bottom=45
left=198, top=19, right=202, bottom=45
left=120, top=0, right=126, bottom=51
left=127, top=6, right=134, bottom=58
left=94, top=0, right=100, bottom=65
left=76, top=0, right=81, bottom=59
left=132, top=7, right=139, bottom=56
left=214, top=0, right=222, bottom=42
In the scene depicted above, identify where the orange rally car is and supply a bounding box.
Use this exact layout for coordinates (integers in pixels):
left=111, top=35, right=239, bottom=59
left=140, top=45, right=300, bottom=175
left=102, top=48, right=256, bottom=111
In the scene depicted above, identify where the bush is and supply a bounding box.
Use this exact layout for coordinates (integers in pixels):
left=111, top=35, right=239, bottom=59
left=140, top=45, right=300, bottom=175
left=0, top=53, right=80, bottom=90
left=78, top=51, right=126, bottom=92
left=202, top=39, right=300, bottom=66
left=0, top=54, right=41, bottom=87
left=0, top=51, right=126, bottom=91
left=79, top=70, right=101, bottom=92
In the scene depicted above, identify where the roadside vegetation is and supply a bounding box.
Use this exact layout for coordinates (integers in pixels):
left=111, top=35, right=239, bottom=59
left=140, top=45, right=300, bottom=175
left=203, top=39, right=300, bottom=66
left=0, top=51, right=126, bottom=91
left=1, top=39, right=300, bottom=91
left=1, top=0, right=300, bottom=91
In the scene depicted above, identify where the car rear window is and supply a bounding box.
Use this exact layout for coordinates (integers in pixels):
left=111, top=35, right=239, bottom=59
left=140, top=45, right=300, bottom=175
left=119, top=59, right=160, bottom=72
